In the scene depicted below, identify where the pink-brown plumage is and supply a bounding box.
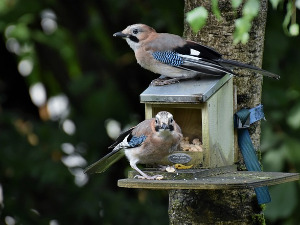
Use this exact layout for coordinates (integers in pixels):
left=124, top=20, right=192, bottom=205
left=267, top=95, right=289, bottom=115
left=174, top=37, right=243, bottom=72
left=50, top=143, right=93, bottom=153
left=84, top=111, right=182, bottom=180
left=113, top=24, right=280, bottom=85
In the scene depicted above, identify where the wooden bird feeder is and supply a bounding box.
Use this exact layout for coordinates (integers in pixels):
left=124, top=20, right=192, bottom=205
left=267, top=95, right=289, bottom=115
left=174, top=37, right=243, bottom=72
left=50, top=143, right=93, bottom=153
left=118, top=75, right=299, bottom=190
left=142, top=74, right=235, bottom=168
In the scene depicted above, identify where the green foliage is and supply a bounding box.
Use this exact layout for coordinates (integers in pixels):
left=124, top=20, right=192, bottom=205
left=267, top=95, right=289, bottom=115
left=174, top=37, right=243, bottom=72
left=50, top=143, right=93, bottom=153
left=287, top=102, right=300, bottom=129
left=234, top=17, right=251, bottom=44
left=186, top=0, right=300, bottom=43
left=289, top=23, right=299, bottom=36
left=232, top=0, right=243, bottom=9
left=261, top=7, right=300, bottom=224
left=211, top=0, right=221, bottom=20
left=269, top=0, right=281, bottom=9
left=271, top=0, right=300, bottom=35
left=264, top=183, right=298, bottom=221
left=0, top=0, right=299, bottom=224
left=0, top=0, right=183, bottom=224
left=242, top=0, right=260, bottom=19
left=282, top=0, right=299, bottom=36
left=186, top=7, right=208, bottom=33
left=233, top=0, right=260, bottom=44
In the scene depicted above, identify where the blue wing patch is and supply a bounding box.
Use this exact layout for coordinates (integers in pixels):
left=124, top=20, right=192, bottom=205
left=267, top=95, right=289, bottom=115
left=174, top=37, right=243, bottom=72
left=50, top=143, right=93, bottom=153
left=152, top=51, right=183, bottom=66
left=128, top=135, right=147, bottom=148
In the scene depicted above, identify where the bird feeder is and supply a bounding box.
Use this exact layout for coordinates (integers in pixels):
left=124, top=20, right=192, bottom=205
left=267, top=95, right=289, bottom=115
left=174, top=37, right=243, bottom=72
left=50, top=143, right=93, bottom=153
left=118, top=75, right=299, bottom=190
left=142, top=74, right=235, bottom=169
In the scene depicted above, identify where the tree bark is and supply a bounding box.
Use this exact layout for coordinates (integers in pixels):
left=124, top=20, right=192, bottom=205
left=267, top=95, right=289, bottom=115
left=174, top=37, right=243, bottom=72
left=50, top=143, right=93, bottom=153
left=168, top=0, right=268, bottom=224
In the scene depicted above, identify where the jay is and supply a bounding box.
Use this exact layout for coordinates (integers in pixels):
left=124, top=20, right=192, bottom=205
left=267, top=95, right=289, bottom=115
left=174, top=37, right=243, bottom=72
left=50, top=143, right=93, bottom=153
left=113, top=24, right=280, bottom=85
left=84, top=111, right=183, bottom=180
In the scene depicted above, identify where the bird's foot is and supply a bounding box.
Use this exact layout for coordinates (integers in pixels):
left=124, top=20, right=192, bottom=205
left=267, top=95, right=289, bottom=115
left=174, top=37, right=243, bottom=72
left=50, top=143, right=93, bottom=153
left=150, top=77, right=180, bottom=86
left=134, top=174, right=164, bottom=180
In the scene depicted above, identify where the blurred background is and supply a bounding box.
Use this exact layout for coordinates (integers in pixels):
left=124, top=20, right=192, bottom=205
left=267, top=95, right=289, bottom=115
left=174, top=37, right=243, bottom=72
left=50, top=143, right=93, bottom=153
left=0, top=0, right=299, bottom=224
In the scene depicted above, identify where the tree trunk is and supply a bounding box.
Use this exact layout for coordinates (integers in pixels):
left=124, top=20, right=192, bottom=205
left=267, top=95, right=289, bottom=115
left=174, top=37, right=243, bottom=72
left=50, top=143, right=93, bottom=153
left=168, top=0, right=268, bottom=224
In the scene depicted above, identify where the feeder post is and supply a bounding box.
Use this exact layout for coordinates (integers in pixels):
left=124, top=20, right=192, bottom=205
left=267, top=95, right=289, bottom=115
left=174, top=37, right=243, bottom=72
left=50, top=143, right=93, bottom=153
left=168, top=0, right=268, bottom=224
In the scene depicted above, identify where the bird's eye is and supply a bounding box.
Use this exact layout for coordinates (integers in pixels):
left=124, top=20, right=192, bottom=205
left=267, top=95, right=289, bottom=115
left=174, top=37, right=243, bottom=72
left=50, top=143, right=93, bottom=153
left=132, top=29, right=139, bottom=34
left=170, top=118, right=173, bottom=123
left=155, top=119, right=158, bottom=123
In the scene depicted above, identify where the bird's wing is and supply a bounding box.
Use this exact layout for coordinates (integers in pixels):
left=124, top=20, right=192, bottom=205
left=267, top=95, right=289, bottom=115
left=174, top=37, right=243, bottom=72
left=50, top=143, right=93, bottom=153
left=84, top=121, right=151, bottom=174
left=152, top=50, right=232, bottom=76
left=83, top=148, right=125, bottom=174
left=216, top=58, right=280, bottom=79
left=147, top=34, right=221, bottom=59
left=174, top=40, right=280, bottom=79
left=151, top=40, right=280, bottom=79
left=174, top=40, right=222, bottom=60
left=111, top=119, right=154, bottom=151
left=148, top=37, right=230, bottom=76
left=108, top=126, right=135, bottom=150
left=174, top=41, right=232, bottom=75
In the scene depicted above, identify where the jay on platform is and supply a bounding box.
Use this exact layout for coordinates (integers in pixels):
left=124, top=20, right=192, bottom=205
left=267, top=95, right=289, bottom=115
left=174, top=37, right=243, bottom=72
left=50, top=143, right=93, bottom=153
left=113, top=24, right=280, bottom=86
left=84, top=111, right=183, bottom=180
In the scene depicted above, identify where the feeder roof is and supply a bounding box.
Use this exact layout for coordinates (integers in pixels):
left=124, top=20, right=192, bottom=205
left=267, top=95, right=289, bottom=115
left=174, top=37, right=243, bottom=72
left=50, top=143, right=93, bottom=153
left=140, top=74, right=232, bottom=103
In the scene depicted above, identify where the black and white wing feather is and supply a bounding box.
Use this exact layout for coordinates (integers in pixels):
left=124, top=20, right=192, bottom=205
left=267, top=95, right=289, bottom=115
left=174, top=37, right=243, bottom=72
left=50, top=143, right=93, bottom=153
left=84, top=126, right=147, bottom=174
left=152, top=40, right=280, bottom=79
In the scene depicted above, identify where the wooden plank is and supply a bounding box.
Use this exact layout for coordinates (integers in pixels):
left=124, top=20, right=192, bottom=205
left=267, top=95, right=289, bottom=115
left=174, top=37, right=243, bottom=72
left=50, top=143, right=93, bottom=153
left=205, top=78, right=234, bottom=168
left=127, top=165, right=237, bottom=179
left=144, top=103, right=154, bottom=119
left=143, top=102, right=203, bottom=109
left=118, top=171, right=300, bottom=190
left=201, top=103, right=210, bottom=167
left=233, top=85, right=239, bottom=163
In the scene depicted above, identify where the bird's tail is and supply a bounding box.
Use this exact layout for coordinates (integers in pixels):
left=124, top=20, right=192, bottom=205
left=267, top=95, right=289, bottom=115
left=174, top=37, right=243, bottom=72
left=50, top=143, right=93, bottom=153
left=83, top=149, right=125, bottom=174
left=217, top=58, right=280, bottom=79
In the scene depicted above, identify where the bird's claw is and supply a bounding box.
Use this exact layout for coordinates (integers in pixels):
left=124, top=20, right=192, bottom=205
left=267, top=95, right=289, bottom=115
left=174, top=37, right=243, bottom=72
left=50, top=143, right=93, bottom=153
left=150, top=78, right=180, bottom=86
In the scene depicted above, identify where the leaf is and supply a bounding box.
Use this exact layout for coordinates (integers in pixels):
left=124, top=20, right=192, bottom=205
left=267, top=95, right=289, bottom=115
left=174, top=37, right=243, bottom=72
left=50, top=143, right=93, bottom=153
left=231, top=0, right=243, bottom=9
left=262, top=145, right=286, bottom=172
left=285, top=138, right=300, bottom=166
left=240, top=32, right=249, bottom=44
left=212, top=0, right=221, bottom=20
left=287, top=102, right=300, bottom=129
left=233, top=17, right=251, bottom=44
left=289, top=23, right=299, bottom=36
left=296, top=0, right=300, bottom=9
left=186, top=6, right=208, bottom=33
left=269, top=0, right=282, bottom=9
left=9, top=23, right=31, bottom=41
left=242, top=0, right=260, bottom=19
left=233, top=0, right=260, bottom=44
left=264, top=182, right=298, bottom=221
left=282, top=1, right=293, bottom=35
left=234, top=18, right=251, bottom=34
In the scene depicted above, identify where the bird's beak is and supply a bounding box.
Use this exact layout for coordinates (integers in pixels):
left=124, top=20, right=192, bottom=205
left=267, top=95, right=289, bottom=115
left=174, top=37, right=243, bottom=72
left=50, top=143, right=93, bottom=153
left=161, top=123, right=169, bottom=130
left=113, top=32, right=129, bottom=38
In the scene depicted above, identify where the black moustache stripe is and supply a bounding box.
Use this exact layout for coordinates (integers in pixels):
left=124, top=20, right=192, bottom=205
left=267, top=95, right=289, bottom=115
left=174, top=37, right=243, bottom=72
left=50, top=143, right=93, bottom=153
left=129, top=35, right=139, bottom=43
left=155, top=125, right=173, bottom=131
